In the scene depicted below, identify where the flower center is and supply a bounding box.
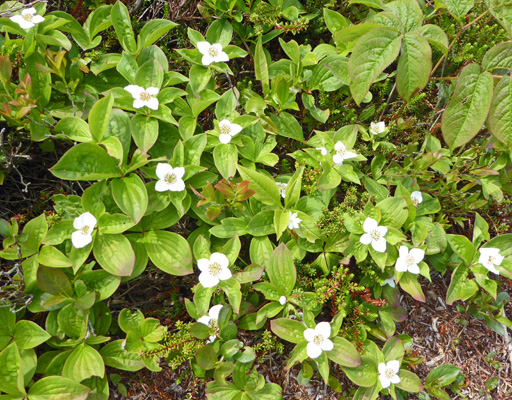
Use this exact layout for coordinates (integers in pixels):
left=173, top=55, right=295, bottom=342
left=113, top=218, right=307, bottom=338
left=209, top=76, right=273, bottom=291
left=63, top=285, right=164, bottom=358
left=312, top=334, right=324, bottom=346
left=208, top=47, right=219, bottom=57
left=81, top=226, right=90, bottom=235
left=384, top=368, right=395, bottom=380
left=208, top=319, right=218, bottom=331
left=139, top=92, right=151, bottom=101
left=411, top=198, right=420, bottom=207
left=336, top=149, right=347, bottom=157
left=488, top=255, right=495, bottom=265
left=405, top=254, right=416, bottom=267
left=164, top=173, right=177, bottom=184
left=209, top=262, right=222, bottom=277
left=219, top=124, right=231, bottom=134
left=369, top=229, right=381, bottom=241
left=22, top=13, right=33, bottom=21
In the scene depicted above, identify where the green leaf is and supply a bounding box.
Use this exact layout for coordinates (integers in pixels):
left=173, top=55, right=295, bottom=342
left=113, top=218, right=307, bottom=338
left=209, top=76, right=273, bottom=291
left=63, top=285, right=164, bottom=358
left=446, top=265, right=478, bottom=305
left=196, top=345, right=218, bottom=370
left=246, top=210, right=275, bottom=236
left=54, top=117, right=92, bottom=143
left=416, top=24, right=449, bottom=55
left=349, top=27, right=402, bottom=105
left=111, top=174, right=148, bottom=224
left=37, top=266, right=73, bottom=298
left=116, top=51, right=138, bottom=84
left=100, top=340, right=144, bottom=372
left=0, top=343, right=24, bottom=395
left=218, top=279, right=242, bottom=314
left=254, top=36, right=269, bottom=92
left=38, top=246, right=71, bottom=268
left=327, top=337, right=361, bottom=368
left=267, top=243, right=296, bottom=295
left=135, top=58, right=164, bottom=89
left=482, top=42, right=512, bottom=72
left=399, top=273, right=426, bottom=302
left=13, top=321, right=50, bottom=350
left=488, top=75, right=512, bottom=147
left=130, top=115, right=159, bottom=154
left=93, top=234, right=135, bottom=277
left=396, top=369, right=422, bottom=392
left=396, top=32, right=431, bottom=102
left=273, top=209, right=289, bottom=240
left=209, top=218, right=248, bottom=239
left=426, top=365, right=461, bottom=387
left=323, top=8, right=350, bottom=34
left=28, top=376, right=89, bottom=400
left=51, top=143, right=121, bottom=181
left=442, top=0, right=474, bottom=22
left=214, top=144, right=238, bottom=179
left=189, top=65, right=211, bottom=95
left=238, top=166, right=281, bottom=207
left=58, top=305, right=89, bottom=339
left=377, top=197, right=408, bottom=229
left=270, top=318, right=306, bottom=344
left=441, top=63, right=493, bottom=149
left=111, top=1, right=136, bottom=53
left=269, top=112, right=304, bottom=141
left=137, top=19, right=177, bottom=51
left=342, top=355, right=378, bottom=387
left=143, top=230, right=193, bottom=276
left=348, top=0, right=384, bottom=9
left=63, top=343, right=105, bottom=382
left=384, top=0, right=423, bottom=32
left=88, top=94, right=114, bottom=142
left=447, top=234, right=475, bottom=265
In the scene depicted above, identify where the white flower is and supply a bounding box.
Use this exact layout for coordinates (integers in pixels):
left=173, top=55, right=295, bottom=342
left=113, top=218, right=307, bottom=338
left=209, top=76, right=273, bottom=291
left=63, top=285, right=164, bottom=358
left=411, top=191, right=423, bottom=207
left=370, top=121, right=386, bottom=135
left=316, top=147, right=328, bottom=156
left=198, top=304, right=223, bottom=343
left=279, top=296, right=287, bottom=305
left=478, top=248, right=503, bottom=275
left=360, top=217, right=387, bottom=253
left=276, top=182, right=287, bottom=198
left=288, top=211, right=301, bottom=230
left=124, top=85, right=159, bottom=110
left=332, top=141, right=357, bottom=165
left=155, top=163, right=185, bottom=192
left=10, top=7, right=45, bottom=30
left=380, top=275, right=396, bottom=288
left=395, top=246, right=424, bottom=275
left=378, top=360, right=401, bottom=388
left=197, top=41, right=229, bottom=66
left=71, top=212, right=97, bottom=249
left=197, top=252, right=232, bottom=288
left=304, top=322, right=334, bottom=359
left=218, top=119, right=242, bottom=144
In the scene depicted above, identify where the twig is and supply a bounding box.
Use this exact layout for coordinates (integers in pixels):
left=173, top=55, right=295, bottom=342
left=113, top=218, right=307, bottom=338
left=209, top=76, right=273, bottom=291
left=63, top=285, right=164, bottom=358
left=378, top=82, right=396, bottom=121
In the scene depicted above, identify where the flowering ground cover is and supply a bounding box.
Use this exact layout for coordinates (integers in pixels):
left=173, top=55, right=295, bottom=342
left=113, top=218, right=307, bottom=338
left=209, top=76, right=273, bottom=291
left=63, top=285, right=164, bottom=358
left=1, top=0, right=512, bottom=399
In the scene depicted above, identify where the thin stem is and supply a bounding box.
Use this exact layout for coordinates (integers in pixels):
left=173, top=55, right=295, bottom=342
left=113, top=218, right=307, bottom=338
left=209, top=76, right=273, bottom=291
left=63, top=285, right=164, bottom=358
left=430, top=7, right=494, bottom=78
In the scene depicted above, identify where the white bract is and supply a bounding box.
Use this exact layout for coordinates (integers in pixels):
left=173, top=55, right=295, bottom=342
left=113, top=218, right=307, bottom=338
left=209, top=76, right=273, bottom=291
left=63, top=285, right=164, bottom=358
left=316, top=147, right=328, bottom=156
left=198, top=252, right=232, bottom=288
left=411, top=191, right=423, bottom=207
left=276, top=182, right=287, bottom=198
left=360, top=217, right=387, bottom=253
left=279, top=296, right=287, bottom=305
left=218, top=119, right=242, bottom=144
left=478, top=248, right=503, bottom=275
left=288, top=211, right=301, bottom=230
left=395, top=246, right=424, bottom=274
left=10, top=8, right=45, bottom=29
left=197, top=41, right=229, bottom=66
left=332, top=141, right=357, bottom=165
left=380, top=275, right=396, bottom=288
left=198, top=304, right=223, bottom=343
left=370, top=121, right=386, bottom=135
left=124, top=85, right=159, bottom=110
left=71, top=212, right=97, bottom=249
left=304, top=322, right=334, bottom=359
left=155, top=163, right=185, bottom=192
left=378, top=360, right=401, bottom=388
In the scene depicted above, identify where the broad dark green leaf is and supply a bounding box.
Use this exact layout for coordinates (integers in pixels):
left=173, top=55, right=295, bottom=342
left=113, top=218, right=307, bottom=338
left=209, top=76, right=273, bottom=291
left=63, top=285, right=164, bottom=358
left=267, top=243, right=296, bottom=295
left=111, top=1, right=136, bottom=53
left=143, top=230, right=193, bottom=276
left=111, top=174, right=148, bottom=224
left=51, top=143, right=121, bottom=181
left=349, top=27, right=402, bottom=105
left=93, top=234, right=135, bottom=277
left=442, top=0, right=475, bottom=22
left=397, top=32, right=431, bottom=102
left=441, top=63, right=493, bottom=149
left=488, top=75, right=512, bottom=146
left=270, top=318, right=306, bottom=344
left=88, top=93, right=114, bottom=142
